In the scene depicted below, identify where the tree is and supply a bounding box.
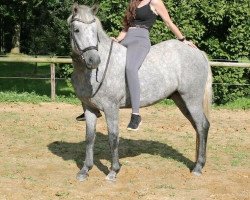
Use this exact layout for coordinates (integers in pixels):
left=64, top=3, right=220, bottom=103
left=0, top=0, right=249, bottom=103
left=0, top=0, right=32, bottom=53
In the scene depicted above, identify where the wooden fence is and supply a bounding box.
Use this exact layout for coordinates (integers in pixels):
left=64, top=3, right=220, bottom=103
left=0, top=56, right=249, bottom=100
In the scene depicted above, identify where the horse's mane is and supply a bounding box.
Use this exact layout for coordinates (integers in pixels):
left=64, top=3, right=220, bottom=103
left=95, top=18, right=110, bottom=43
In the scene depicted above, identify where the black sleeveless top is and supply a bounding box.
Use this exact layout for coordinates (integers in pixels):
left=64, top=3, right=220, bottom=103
left=131, top=1, right=157, bottom=30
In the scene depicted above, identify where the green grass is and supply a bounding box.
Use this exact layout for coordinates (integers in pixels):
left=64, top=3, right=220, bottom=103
left=215, top=97, right=250, bottom=109
left=159, top=98, right=175, bottom=106
left=231, top=152, right=248, bottom=167
left=0, top=62, right=79, bottom=104
left=0, top=91, right=79, bottom=104
left=160, top=97, right=250, bottom=109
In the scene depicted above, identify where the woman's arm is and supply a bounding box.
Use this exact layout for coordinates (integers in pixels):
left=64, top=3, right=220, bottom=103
left=151, top=0, right=196, bottom=47
left=111, top=30, right=127, bottom=43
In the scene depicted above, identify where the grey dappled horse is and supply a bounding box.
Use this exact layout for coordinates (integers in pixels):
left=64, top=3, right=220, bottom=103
left=68, top=4, right=212, bottom=181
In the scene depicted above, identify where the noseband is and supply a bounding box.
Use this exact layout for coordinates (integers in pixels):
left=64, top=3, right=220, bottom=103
left=70, top=17, right=99, bottom=55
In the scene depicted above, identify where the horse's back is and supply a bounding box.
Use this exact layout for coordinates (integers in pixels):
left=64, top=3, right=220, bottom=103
left=153, top=40, right=209, bottom=95
left=145, top=39, right=208, bottom=76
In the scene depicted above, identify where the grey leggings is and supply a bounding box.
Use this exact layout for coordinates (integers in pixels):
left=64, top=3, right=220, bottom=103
left=120, top=28, right=151, bottom=113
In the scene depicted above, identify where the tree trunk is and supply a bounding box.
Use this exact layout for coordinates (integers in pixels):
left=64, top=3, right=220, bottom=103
left=10, top=23, right=21, bottom=54
left=0, top=18, right=3, bottom=53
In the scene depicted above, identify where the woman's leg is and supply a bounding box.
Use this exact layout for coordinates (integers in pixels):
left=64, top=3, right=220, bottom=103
left=120, top=28, right=150, bottom=130
left=125, top=40, right=150, bottom=114
left=125, top=36, right=150, bottom=130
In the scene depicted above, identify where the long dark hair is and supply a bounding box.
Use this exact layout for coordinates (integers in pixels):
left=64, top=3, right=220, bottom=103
left=123, top=0, right=142, bottom=31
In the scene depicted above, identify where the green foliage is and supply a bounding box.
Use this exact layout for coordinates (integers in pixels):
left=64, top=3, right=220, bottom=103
left=197, top=0, right=250, bottom=104
left=97, top=0, right=250, bottom=104
left=212, top=68, right=249, bottom=104
left=0, top=0, right=249, bottom=104
left=56, top=64, right=73, bottom=79
left=98, top=1, right=128, bottom=36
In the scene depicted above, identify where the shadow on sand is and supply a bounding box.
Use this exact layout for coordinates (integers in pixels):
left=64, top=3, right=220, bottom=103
left=47, top=132, right=194, bottom=175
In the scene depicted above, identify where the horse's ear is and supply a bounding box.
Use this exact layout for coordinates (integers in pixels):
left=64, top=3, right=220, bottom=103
left=91, top=4, right=99, bottom=15
left=67, top=15, right=73, bottom=25
left=72, top=2, right=79, bottom=15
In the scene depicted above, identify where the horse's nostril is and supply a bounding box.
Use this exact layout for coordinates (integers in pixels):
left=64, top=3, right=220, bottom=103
left=87, top=56, right=100, bottom=67
left=89, top=57, right=94, bottom=64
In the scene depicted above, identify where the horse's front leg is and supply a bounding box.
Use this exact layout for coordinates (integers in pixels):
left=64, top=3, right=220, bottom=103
left=104, top=105, right=120, bottom=181
left=76, top=107, right=97, bottom=181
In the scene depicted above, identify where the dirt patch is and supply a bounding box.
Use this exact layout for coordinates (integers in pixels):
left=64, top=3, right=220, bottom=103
left=0, top=103, right=249, bottom=200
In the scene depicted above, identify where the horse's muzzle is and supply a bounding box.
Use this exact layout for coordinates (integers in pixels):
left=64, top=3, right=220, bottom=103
left=85, top=52, right=101, bottom=69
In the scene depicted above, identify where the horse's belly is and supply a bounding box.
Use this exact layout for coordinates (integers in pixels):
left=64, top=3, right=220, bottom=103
left=139, top=56, right=177, bottom=103
left=140, top=73, right=177, bottom=106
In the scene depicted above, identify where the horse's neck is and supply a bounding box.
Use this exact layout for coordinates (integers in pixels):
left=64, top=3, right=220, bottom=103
left=96, top=24, right=126, bottom=77
left=98, top=27, right=112, bottom=58
left=93, top=27, right=113, bottom=76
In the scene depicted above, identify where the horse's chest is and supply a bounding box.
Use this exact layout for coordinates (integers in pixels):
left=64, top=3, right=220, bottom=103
left=71, top=72, right=90, bottom=96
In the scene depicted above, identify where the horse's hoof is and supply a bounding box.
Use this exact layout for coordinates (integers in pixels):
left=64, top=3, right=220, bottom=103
left=192, top=164, right=203, bottom=176
left=192, top=170, right=202, bottom=176
left=76, top=171, right=89, bottom=182
left=105, top=171, right=116, bottom=182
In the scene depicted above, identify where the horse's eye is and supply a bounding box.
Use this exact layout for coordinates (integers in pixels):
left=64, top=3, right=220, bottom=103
left=74, top=29, right=79, bottom=33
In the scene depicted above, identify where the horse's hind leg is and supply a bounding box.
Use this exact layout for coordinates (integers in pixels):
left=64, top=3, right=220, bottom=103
left=76, top=107, right=98, bottom=181
left=171, top=92, right=210, bottom=175
left=104, top=105, right=120, bottom=181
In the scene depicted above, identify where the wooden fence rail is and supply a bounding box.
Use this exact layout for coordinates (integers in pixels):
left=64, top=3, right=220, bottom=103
left=0, top=56, right=250, bottom=67
left=0, top=56, right=249, bottom=100
left=0, top=57, right=72, bottom=64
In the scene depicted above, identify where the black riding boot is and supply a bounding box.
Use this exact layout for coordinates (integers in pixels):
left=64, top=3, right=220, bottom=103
left=76, top=111, right=102, bottom=121
left=127, top=114, right=142, bottom=131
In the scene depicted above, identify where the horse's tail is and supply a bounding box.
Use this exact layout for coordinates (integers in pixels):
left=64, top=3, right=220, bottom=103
left=201, top=51, right=212, bottom=121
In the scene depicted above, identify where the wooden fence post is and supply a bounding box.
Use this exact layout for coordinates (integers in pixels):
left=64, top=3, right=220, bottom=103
left=50, top=63, right=56, bottom=101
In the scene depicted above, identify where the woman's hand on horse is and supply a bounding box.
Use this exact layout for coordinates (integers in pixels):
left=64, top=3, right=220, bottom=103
left=183, top=40, right=197, bottom=48
left=111, top=37, right=119, bottom=43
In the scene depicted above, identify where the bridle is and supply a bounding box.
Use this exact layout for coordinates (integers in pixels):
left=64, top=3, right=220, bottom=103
left=70, top=16, right=114, bottom=98
left=70, top=17, right=99, bottom=56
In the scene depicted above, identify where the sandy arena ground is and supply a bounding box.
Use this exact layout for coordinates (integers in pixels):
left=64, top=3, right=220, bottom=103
left=0, top=103, right=249, bottom=200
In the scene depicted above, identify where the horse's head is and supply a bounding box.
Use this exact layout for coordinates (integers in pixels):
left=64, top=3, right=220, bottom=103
left=68, top=3, right=100, bottom=69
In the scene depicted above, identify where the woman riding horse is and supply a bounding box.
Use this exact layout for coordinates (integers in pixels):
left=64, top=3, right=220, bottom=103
left=69, top=2, right=211, bottom=181
left=76, top=0, right=196, bottom=131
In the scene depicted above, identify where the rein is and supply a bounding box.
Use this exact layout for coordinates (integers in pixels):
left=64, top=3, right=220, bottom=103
left=91, top=40, right=114, bottom=98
